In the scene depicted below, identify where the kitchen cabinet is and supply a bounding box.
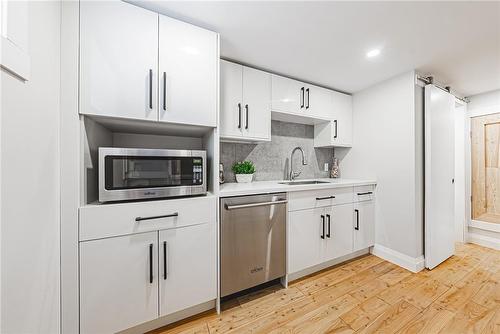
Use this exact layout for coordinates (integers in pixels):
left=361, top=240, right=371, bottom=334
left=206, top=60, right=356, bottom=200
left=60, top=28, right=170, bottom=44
left=80, top=232, right=159, bottom=334
left=323, top=204, right=355, bottom=261
left=158, top=16, right=217, bottom=127
left=80, top=1, right=218, bottom=127
left=353, top=198, right=375, bottom=252
left=288, top=203, right=354, bottom=274
left=159, top=223, right=216, bottom=316
left=288, top=208, right=324, bottom=273
left=220, top=60, right=271, bottom=141
left=271, top=75, right=305, bottom=115
left=314, top=92, right=353, bottom=147
left=80, top=0, right=158, bottom=121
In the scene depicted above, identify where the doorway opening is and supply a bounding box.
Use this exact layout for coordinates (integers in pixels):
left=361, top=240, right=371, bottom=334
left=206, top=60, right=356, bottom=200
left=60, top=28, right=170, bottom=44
left=471, top=113, right=500, bottom=224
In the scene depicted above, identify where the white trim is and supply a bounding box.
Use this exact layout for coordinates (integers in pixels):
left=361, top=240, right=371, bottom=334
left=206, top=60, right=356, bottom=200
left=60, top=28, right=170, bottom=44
left=467, top=232, right=500, bottom=251
left=470, top=220, right=500, bottom=233
left=0, top=36, right=30, bottom=81
left=468, top=106, right=500, bottom=118
left=371, top=244, right=425, bottom=273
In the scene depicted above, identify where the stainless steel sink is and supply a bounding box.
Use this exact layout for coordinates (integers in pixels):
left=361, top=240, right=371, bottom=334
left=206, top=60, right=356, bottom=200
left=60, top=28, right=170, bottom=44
left=278, top=180, right=330, bottom=185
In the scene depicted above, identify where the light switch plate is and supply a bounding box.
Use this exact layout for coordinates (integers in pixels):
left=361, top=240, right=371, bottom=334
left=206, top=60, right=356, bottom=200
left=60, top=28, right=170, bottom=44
left=324, top=163, right=329, bottom=172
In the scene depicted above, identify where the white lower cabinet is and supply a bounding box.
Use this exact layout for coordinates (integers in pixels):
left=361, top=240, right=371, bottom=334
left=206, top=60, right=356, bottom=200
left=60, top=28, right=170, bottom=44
left=159, top=223, right=216, bottom=316
left=288, top=208, right=324, bottom=273
left=353, top=199, right=376, bottom=251
left=323, top=204, right=355, bottom=262
left=288, top=203, right=354, bottom=274
left=80, top=222, right=216, bottom=333
left=80, top=232, right=159, bottom=334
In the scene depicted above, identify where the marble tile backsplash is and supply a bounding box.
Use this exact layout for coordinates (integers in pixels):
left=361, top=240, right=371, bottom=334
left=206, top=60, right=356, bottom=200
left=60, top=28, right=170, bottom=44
left=221, top=121, right=334, bottom=183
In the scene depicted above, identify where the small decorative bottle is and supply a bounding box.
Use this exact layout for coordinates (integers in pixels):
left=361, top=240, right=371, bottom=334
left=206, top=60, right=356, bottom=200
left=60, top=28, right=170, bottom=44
left=330, top=157, right=340, bottom=178
left=219, top=163, right=225, bottom=184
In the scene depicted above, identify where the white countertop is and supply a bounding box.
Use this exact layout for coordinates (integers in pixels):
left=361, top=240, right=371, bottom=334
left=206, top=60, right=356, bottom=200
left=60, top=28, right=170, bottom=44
left=219, top=178, right=377, bottom=197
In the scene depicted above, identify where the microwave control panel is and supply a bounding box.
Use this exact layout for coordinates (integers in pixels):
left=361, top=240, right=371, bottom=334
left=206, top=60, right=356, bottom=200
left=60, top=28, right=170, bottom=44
left=192, top=158, right=203, bottom=184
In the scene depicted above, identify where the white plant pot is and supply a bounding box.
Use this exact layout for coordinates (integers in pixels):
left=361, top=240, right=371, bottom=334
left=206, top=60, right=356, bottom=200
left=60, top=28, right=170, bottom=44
left=235, top=174, right=254, bottom=183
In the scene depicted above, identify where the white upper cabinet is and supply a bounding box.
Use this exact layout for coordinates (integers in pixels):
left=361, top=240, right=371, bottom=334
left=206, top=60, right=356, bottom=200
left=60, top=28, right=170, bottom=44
left=271, top=75, right=304, bottom=115
left=80, top=1, right=218, bottom=127
left=220, top=60, right=271, bottom=141
left=308, top=86, right=334, bottom=120
left=314, top=92, right=353, bottom=147
left=80, top=1, right=158, bottom=121
left=159, top=16, right=218, bottom=127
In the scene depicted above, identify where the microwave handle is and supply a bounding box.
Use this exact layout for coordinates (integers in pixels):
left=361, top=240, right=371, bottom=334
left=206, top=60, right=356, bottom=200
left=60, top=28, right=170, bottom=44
left=135, top=212, right=179, bottom=222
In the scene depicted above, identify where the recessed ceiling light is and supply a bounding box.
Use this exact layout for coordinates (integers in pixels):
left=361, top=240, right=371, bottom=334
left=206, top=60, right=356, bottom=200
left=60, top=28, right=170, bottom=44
left=366, top=49, right=381, bottom=58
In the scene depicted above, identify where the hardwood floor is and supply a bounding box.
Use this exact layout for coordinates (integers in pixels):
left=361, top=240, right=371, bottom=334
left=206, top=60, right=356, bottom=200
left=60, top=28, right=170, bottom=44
left=149, top=243, right=500, bottom=334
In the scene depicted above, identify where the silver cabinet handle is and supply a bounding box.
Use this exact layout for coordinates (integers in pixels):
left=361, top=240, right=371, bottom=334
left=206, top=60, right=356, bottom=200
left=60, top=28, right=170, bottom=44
left=135, top=212, right=178, bottom=222
left=225, top=199, right=287, bottom=210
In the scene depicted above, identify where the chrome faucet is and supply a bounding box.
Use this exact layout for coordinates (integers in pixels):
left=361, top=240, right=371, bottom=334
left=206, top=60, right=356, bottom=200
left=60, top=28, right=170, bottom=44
left=289, top=146, right=307, bottom=180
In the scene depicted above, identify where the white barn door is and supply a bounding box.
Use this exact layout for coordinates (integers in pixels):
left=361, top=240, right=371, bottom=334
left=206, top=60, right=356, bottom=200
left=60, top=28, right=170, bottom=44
left=425, top=85, right=456, bottom=269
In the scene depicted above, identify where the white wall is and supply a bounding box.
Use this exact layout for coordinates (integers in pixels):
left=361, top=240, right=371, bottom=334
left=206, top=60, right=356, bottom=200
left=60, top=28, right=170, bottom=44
left=341, top=71, right=424, bottom=261
left=466, top=89, right=500, bottom=250
left=455, top=103, right=467, bottom=242
left=1, top=1, right=61, bottom=333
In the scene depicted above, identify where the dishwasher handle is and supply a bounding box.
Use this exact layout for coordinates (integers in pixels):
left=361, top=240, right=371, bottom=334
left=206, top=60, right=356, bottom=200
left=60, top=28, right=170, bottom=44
left=225, top=199, right=287, bottom=210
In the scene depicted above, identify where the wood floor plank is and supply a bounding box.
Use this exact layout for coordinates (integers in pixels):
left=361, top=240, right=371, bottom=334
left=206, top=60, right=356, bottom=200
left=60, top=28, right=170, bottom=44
left=439, top=301, right=496, bottom=334
left=397, top=304, right=455, bottom=334
left=357, top=300, right=420, bottom=334
left=339, top=296, right=390, bottom=331
left=147, top=244, right=500, bottom=334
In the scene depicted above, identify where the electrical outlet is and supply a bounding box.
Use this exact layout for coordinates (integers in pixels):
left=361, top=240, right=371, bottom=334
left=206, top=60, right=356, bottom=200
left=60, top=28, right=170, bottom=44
left=324, top=163, right=329, bottom=172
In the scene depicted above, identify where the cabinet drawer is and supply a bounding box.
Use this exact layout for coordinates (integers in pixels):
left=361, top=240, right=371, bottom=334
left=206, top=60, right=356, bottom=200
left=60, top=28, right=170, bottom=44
left=288, top=187, right=354, bottom=211
left=80, top=196, right=216, bottom=241
left=354, top=185, right=376, bottom=202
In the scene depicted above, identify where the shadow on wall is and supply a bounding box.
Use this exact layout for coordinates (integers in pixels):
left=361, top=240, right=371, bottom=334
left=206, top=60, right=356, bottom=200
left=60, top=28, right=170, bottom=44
left=221, top=121, right=334, bottom=182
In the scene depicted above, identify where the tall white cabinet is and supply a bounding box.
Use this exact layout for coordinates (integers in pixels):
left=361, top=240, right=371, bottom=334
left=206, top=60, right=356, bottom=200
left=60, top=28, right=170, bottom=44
left=80, top=0, right=218, bottom=127
left=220, top=60, right=271, bottom=141
left=80, top=1, right=159, bottom=121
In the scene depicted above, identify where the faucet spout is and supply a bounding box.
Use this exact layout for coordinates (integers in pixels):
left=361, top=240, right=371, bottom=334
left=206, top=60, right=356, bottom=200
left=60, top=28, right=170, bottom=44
left=289, top=146, right=307, bottom=180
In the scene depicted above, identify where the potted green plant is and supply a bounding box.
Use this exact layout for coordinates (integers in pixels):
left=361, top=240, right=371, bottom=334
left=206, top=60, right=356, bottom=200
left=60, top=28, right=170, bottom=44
left=232, top=161, right=256, bottom=183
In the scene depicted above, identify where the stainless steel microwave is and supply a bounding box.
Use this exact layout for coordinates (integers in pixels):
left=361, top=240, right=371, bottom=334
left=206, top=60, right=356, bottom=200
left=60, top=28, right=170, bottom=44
left=98, top=148, right=206, bottom=202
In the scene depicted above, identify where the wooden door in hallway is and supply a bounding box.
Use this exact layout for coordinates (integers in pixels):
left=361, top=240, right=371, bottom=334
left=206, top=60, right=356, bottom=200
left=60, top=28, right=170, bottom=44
left=472, top=112, right=500, bottom=224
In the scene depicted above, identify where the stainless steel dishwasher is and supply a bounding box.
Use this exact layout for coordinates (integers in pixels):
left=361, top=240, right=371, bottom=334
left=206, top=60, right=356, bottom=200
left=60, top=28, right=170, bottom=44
left=220, top=193, right=287, bottom=297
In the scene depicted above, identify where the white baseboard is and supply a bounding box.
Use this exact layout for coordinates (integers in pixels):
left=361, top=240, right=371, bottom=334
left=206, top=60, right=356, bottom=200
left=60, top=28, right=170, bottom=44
left=371, top=244, right=425, bottom=273
left=467, top=232, right=500, bottom=251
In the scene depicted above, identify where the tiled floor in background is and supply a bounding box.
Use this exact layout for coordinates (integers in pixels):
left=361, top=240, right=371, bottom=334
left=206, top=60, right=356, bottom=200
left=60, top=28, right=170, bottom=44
left=149, top=243, right=500, bottom=334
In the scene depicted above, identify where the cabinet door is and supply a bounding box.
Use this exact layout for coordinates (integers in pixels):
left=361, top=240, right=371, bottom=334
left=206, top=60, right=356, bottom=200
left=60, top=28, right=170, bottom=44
left=308, top=86, right=333, bottom=120
left=220, top=60, right=243, bottom=138
left=353, top=201, right=375, bottom=251
left=288, top=208, right=325, bottom=273
left=80, top=1, right=158, bottom=121
left=243, top=66, right=271, bottom=140
left=331, top=92, right=353, bottom=146
left=159, top=223, right=216, bottom=316
left=271, top=75, right=304, bottom=115
left=159, top=16, right=217, bottom=126
left=323, top=204, right=354, bottom=262
left=80, top=232, right=158, bottom=334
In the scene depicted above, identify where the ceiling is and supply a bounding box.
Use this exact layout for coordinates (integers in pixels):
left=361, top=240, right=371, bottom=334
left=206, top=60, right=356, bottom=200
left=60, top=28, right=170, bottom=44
left=131, top=1, right=500, bottom=96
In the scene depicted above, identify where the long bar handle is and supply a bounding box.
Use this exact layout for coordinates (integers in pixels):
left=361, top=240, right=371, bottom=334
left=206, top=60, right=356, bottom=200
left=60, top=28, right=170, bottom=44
left=149, top=69, right=153, bottom=109
left=321, top=215, right=325, bottom=239
left=357, top=191, right=373, bottom=196
left=306, top=88, right=310, bottom=109
left=326, top=214, right=331, bottom=238
left=135, top=213, right=178, bottom=222
left=238, top=103, right=242, bottom=129
left=163, top=72, right=167, bottom=111
left=300, top=87, right=305, bottom=108
left=316, top=195, right=336, bottom=200
left=148, top=243, right=153, bottom=284
left=163, top=241, right=168, bottom=280
left=225, top=199, right=287, bottom=210
left=334, top=120, right=338, bottom=139
left=245, top=104, right=249, bottom=129
left=355, top=209, right=360, bottom=231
